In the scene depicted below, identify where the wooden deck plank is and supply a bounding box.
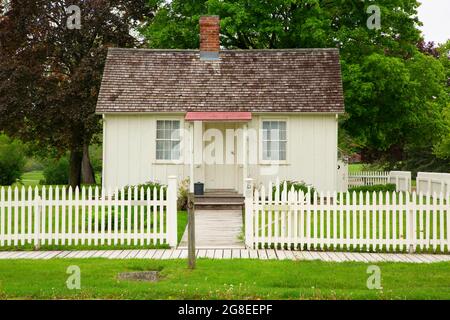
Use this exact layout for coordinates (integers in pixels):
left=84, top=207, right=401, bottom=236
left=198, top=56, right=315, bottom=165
left=257, top=249, right=268, bottom=260
left=276, top=250, right=287, bottom=260
left=266, top=249, right=277, bottom=260
left=231, top=249, right=241, bottom=259
left=248, top=249, right=258, bottom=259
left=178, top=249, right=188, bottom=259
left=213, top=249, right=223, bottom=259
left=178, top=209, right=245, bottom=249
left=205, top=249, right=215, bottom=259
left=283, top=250, right=295, bottom=260
left=161, top=249, right=173, bottom=259
left=325, top=252, right=343, bottom=262
left=222, top=249, right=232, bottom=259
left=240, top=249, right=250, bottom=259
left=308, top=251, right=322, bottom=261
left=152, top=250, right=165, bottom=259
left=196, top=249, right=207, bottom=258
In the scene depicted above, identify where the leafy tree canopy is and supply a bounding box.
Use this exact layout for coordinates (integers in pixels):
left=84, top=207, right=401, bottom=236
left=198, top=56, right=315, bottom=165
left=142, top=0, right=449, bottom=171
left=0, top=0, right=155, bottom=187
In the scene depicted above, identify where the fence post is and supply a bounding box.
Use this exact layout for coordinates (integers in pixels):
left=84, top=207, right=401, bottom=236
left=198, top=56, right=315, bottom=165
left=244, top=178, right=254, bottom=248
left=187, top=193, right=196, bottom=269
left=34, top=195, right=41, bottom=250
left=167, top=175, right=178, bottom=247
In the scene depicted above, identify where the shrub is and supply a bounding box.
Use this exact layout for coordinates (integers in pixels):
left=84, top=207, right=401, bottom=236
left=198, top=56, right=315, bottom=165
left=177, top=178, right=189, bottom=210
left=273, top=180, right=316, bottom=200
left=0, top=135, right=26, bottom=185
left=42, top=157, right=69, bottom=185
left=122, top=181, right=163, bottom=200
left=348, top=184, right=396, bottom=193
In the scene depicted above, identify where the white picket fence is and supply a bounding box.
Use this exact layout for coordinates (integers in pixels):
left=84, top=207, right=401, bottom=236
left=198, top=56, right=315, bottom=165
left=348, top=171, right=411, bottom=192
left=244, top=179, right=450, bottom=253
left=0, top=176, right=178, bottom=248
left=417, top=172, right=450, bottom=196
left=348, top=171, right=390, bottom=187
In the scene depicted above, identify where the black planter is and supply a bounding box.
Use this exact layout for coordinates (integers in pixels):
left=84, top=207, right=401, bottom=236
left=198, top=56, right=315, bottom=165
left=194, top=182, right=204, bottom=196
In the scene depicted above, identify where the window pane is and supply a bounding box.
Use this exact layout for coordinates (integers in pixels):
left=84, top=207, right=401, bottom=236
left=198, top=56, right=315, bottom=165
left=171, top=128, right=180, bottom=140
left=171, top=141, right=180, bottom=159
left=271, top=121, right=279, bottom=130
left=156, top=140, right=163, bottom=151
left=263, top=141, right=271, bottom=160
left=156, top=120, right=163, bottom=130
left=263, top=129, right=269, bottom=140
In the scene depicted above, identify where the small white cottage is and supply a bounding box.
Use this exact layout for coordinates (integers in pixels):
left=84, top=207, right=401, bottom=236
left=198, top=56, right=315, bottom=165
left=96, top=16, right=345, bottom=193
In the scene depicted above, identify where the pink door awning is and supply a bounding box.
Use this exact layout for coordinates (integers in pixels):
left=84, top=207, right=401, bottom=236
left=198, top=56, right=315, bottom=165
left=185, top=112, right=252, bottom=121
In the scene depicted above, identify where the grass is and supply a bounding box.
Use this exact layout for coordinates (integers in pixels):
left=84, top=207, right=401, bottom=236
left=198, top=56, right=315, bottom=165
left=0, top=259, right=449, bottom=299
left=14, top=170, right=101, bottom=188
left=18, top=171, right=44, bottom=187
left=0, top=211, right=188, bottom=251
left=348, top=163, right=365, bottom=173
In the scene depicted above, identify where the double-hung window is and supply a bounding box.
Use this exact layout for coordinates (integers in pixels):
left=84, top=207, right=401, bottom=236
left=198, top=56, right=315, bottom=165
left=262, top=120, right=287, bottom=161
left=156, top=120, right=181, bottom=161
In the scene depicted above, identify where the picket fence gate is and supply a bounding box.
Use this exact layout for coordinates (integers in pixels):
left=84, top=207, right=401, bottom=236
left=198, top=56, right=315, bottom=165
left=348, top=171, right=390, bottom=188
left=244, top=179, right=450, bottom=253
left=0, top=176, right=178, bottom=248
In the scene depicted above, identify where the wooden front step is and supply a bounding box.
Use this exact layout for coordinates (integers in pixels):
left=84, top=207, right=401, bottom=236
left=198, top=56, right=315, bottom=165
left=194, top=191, right=244, bottom=210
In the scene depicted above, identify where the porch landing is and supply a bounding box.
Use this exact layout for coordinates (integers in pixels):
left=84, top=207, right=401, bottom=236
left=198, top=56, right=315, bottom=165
left=178, top=209, right=245, bottom=249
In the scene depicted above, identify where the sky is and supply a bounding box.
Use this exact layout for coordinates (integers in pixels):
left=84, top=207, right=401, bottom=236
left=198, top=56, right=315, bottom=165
left=417, top=0, right=450, bottom=44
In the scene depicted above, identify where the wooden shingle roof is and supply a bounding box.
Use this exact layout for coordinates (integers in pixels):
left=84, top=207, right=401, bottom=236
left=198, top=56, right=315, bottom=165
left=96, top=48, right=345, bottom=114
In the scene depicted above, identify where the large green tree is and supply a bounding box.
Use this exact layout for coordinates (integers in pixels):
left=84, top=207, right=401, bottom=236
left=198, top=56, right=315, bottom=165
left=142, top=0, right=449, bottom=171
left=0, top=0, right=154, bottom=187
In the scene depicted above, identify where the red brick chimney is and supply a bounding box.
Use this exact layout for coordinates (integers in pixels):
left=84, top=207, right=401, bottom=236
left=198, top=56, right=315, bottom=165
left=199, top=16, right=220, bottom=60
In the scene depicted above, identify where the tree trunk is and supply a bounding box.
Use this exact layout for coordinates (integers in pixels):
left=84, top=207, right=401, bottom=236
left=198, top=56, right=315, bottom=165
left=69, top=148, right=83, bottom=189
left=81, top=143, right=96, bottom=185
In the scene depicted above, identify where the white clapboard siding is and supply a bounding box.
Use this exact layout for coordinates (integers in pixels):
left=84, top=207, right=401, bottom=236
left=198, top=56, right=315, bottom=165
left=245, top=179, right=450, bottom=253
left=0, top=176, right=178, bottom=248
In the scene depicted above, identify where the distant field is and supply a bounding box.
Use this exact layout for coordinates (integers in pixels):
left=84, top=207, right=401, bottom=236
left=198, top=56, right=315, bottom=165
left=348, top=163, right=365, bottom=173
left=19, top=171, right=44, bottom=186
left=17, top=170, right=102, bottom=187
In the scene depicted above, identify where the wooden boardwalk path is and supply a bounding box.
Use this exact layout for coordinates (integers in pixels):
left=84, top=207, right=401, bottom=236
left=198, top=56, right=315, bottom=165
left=178, top=209, right=245, bottom=249
left=0, top=249, right=449, bottom=263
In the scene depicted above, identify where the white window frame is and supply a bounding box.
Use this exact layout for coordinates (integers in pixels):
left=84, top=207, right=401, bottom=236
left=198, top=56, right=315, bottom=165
left=259, top=118, right=288, bottom=165
left=154, top=119, right=183, bottom=164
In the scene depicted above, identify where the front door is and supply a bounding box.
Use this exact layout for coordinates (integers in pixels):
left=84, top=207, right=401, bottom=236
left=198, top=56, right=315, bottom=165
left=204, top=123, right=237, bottom=190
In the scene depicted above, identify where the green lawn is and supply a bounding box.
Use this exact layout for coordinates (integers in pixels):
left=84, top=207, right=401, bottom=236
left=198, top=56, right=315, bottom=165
left=348, top=163, right=365, bottom=173
left=0, top=259, right=449, bottom=299
left=18, top=171, right=44, bottom=187
left=15, top=170, right=101, bottom=187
